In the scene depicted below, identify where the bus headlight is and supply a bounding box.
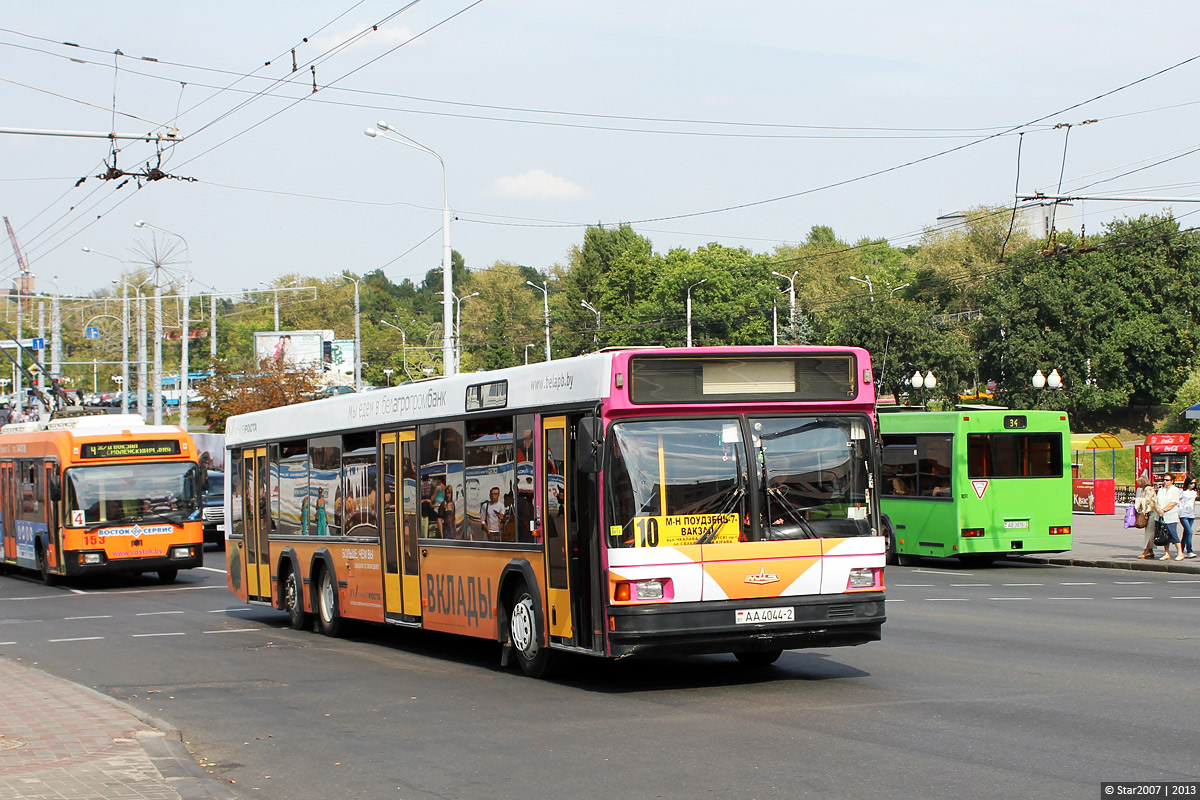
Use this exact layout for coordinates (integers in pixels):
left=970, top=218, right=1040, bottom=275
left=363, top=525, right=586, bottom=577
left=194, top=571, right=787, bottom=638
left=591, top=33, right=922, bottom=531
left=848, top=568, right=879, bottom=589
left=170, top=546, right=194, bottom=560
left=79, top=552, right=103, bottom=565
left=635, top=580, right=664, bottom=600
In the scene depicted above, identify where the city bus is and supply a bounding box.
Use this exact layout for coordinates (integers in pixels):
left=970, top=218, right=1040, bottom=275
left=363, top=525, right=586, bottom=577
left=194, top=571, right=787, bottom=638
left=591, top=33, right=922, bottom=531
left=879, top=408, right=1072, bottom=565
left=0, top=413, right=205, bottom=583
left=224, top=346, right=887, bottom=677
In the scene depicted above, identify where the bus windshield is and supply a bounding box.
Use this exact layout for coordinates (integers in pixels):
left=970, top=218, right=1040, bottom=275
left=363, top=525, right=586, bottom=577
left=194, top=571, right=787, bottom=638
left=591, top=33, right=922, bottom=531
left=605, top=415, right=873, bottom=548
left=66, top=462, right=200, bottom=528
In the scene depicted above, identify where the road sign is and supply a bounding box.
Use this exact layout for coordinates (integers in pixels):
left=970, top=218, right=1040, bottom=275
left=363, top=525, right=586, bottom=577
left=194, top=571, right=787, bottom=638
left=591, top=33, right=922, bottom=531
left=85, top=326, right=100, bottom=339
left=30, top=337, right=44, bottom=350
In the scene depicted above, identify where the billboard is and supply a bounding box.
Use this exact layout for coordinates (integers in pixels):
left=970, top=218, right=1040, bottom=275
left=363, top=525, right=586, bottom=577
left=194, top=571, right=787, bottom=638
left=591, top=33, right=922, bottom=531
left=253, top=330, right=333, bottom=370
left=330, top=339, right=355, bottom=382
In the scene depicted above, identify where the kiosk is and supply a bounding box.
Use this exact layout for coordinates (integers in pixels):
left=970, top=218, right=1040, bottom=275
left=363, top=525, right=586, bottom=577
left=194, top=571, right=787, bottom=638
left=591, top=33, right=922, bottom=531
left=1134, top=433, right=1191, bottom=483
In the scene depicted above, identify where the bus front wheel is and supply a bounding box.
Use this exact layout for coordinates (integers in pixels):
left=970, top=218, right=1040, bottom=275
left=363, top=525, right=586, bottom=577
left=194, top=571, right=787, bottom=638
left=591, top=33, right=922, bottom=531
left=283, top=568, right=309, bottom=631
left=316, top=567, right=342, bottom=637
left=508, top=583, right=554, bottom=678
left=36, top=547, right=57, bottom=586
left=157, top=568, right=178, bottom=583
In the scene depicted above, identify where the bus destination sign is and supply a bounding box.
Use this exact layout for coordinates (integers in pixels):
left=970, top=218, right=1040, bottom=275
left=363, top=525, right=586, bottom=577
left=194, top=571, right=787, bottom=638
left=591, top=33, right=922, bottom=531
left=1003, top=415, right=1028, bottom=430
left=81, top=440, right=182, bottom=459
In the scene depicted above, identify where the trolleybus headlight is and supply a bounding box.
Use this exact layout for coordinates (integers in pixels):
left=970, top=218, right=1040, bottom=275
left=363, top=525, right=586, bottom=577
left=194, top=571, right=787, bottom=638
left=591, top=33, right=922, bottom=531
left=961, top=528, right=985, bottom=538
left=79, top=552, right=103, bottom=565
left=848, top=568, right=879, bottom=589
left=1049, top=526, right=1071, bottom=535
left=170, top=546, right=194, bottom=559
left=635, top=580, right=664, bottom=601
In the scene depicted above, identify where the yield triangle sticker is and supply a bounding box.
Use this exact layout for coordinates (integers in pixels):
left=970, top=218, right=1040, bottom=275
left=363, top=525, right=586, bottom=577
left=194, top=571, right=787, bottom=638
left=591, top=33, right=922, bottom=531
left=971, top=479, right=988, bottom=499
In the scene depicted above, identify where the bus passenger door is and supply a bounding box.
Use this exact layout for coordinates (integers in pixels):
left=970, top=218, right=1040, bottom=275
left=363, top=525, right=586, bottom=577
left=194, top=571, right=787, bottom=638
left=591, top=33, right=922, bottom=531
left=0, top=462, right=14, bottom=563
left=542, top=417, right=573, bottom=643
left=43, top=462, right=60, bottom=570
left=243, top=448, right=270, bottom=601
left=381, top=429, right=421, bottom=622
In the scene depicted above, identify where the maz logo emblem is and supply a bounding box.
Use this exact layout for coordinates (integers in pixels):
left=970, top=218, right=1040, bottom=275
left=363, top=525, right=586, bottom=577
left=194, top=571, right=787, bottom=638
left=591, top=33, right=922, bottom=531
left=744, top=567, right=780, bottom=585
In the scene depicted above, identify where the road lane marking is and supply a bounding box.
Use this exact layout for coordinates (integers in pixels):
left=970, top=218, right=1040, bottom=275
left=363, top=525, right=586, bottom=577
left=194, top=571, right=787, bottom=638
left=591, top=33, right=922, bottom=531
left=136, top=611, right=185, bottom=616
left=926, top=598, right=969, bottom=601
left=914, top=569, right=972, bottom=576
left=1168, top=580, right=1200, bottom=583
left=950, top=583, right=990, bottom=587
left=48, top=636, right=104, bottom=642
left=67, top=588, right=88, bottom=595
left=1049, top=597, right=1091, bottom=600
left=1171, top=595, right=1200, bottom=599
left=1113, top=596, right=1153, bottom=600
left=1060, top=582, right=1096, bottom=585
left=132, top=632, right=186, bottom=638
left=197, top=566, right=227, bottom=574
left=207, top=607, right=255, bottom=613
left=0, top=641, right=15, bottom=645
left=894, top=584, right=934, bottom=587
left=65, top=615, right=112, bottom=620
left=1003, top=583, right=1043, bottom=586
left=1114, top=581, right=1149, bottom=585
left=203, top=628, right=260, bottom=634
left=988, top=597, right=1030, bottom=601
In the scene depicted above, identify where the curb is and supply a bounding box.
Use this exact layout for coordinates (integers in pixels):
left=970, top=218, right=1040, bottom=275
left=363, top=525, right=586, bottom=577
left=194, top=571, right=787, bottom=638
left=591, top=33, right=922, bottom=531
left=33, top=670, right=239, bottom=800
left=1012, top=555, right=1200, bottom=574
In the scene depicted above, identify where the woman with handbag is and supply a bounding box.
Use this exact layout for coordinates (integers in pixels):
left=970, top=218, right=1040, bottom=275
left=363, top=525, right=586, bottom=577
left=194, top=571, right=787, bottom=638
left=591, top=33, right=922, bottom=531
left=1134, top=477, right=1158, bottom=559
left=1178, top=475, right=1197, bottom=558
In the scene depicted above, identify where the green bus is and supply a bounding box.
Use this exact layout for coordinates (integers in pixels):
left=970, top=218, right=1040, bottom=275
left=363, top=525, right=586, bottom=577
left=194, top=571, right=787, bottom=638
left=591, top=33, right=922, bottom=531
left=879, top=408, right=1073, bottom=565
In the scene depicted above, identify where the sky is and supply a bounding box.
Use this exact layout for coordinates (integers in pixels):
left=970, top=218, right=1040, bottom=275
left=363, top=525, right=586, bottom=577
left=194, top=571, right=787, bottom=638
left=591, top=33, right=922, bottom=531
left=2, top=1, right=1200, bottom=298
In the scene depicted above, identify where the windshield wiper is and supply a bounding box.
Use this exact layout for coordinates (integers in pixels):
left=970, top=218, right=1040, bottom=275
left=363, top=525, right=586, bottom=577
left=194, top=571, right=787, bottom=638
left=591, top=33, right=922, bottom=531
left=82, top=506, right=186, bottom=531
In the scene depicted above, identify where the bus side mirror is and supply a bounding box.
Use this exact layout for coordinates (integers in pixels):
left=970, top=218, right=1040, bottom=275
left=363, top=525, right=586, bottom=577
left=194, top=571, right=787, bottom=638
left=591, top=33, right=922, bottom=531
left=576, top=416, right=603, bottom=474
left=48, top=474, right=61, bottom=503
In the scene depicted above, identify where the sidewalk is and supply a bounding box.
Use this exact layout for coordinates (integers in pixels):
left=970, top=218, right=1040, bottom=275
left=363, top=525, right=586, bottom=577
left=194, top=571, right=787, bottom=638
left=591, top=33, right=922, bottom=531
left=0, top=658, right=236, bottom=800
left=1012, top=510, right=1200, bottom=573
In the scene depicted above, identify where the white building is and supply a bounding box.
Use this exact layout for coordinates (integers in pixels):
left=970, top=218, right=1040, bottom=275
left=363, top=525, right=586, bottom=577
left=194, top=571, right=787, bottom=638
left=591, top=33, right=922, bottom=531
left=935, top=202, right=1075, bottom=241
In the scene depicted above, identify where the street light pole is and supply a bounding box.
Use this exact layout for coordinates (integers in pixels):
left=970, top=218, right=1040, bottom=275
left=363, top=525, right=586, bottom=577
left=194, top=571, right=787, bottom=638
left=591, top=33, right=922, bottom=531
left=526, top=280, right=551, bottom=361
left=581, top=300, right=600, bottom=348
left=136, top=220, right=190, bottom=427
left=772, top=270, right=798, bottom=342
left=84, top=247, right=131, bottom=407
left=848, top=274, right=875, bottom=302
left=686, top=278, right=707, bottom=347
left=339, top=275, right=362, bottom=391
left=380, top=319, right=408, bottom=379
left=456, top=291, right=479, bottom=372
left=366, top=122, right=454, bottom=376
left=525, top=343, right=535, bottom=365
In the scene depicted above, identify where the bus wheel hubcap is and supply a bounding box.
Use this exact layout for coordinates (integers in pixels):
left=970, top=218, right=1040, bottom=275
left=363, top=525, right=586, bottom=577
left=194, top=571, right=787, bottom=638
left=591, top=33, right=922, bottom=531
left=511, top=596, right=535, bottom=657
left=321, top=575, right=334, bottom=620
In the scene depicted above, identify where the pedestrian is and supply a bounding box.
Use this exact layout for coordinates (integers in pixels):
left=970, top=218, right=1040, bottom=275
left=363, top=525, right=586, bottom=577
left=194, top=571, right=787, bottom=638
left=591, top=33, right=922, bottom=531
left=1179, top=475, right=1197, bottom=559
left=1156, top=473, right=1186, bottom=561
left=1135, top=476, right=1158, bottom=559
left=441, top=483, right=456, bottom=539
left=481, top=486, right=507, bottom=542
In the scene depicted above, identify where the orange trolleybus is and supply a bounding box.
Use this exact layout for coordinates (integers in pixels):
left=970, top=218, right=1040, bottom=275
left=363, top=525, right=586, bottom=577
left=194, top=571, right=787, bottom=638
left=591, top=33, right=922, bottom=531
left=0, top=413, right=205, bottom=584
left=224, top=346, right=887, bottom=676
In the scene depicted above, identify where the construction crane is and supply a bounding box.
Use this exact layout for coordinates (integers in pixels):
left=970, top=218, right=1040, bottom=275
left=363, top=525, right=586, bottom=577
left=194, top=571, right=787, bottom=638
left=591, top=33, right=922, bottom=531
left=4, top=215, right=32, bottom=297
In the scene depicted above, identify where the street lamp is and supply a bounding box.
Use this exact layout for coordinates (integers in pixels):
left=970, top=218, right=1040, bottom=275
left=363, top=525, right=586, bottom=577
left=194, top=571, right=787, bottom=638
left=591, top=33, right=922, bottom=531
left=84, top=247, right=131, bottom=411
left=135, top=220, right=191, bottom=427
left=581, top=300, right=600, bottom=348
left=379, top=319, right=408, bottom=380
left=1032, top=368, right=1063, bottom=409
left=686, top=278, right=707, bottom=347
left=848, top=274, right=874, bottom=302
left=887, top=282, right=911, bottom=299
left=910, top=369, right=936, bottom=406
left=339, top=274, right=362, bottom=391
left=771, top=270, right=798, bottom=343
left=526, top=280, right=551, bottom=361
left=525, top=343, right=536, bottom=365
left=382, top=367, right=393, bottom=387
left=366, top=122, right=454, bottom=375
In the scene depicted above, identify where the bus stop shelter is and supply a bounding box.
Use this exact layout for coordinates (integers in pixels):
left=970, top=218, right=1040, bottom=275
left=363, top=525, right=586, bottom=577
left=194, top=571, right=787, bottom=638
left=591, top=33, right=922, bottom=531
left=1070, top=432, right=1122, bottom=515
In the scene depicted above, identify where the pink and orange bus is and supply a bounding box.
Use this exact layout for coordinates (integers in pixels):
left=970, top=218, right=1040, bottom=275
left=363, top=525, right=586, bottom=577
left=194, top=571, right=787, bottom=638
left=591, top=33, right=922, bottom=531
left=224, top=346, right=886, bottom=676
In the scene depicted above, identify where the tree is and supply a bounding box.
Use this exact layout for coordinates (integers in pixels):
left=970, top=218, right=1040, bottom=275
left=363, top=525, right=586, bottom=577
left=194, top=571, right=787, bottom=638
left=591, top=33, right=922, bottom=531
left=196, top=357, right=323, bottom=432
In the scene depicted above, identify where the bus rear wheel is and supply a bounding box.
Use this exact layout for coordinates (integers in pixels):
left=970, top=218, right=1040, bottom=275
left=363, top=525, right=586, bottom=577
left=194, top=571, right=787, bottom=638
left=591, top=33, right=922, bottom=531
left=508, top=583, right=554, bottom=678
left=283, top=568, right=309, bottom=631
left=316, top=567, right=342, bottom=637
left=734, top=649, right=782, bottom=667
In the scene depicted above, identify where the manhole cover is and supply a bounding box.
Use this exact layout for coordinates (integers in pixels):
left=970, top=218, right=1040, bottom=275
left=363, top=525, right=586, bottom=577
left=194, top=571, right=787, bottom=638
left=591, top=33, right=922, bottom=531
left=0, top=737, right=27, bottom=751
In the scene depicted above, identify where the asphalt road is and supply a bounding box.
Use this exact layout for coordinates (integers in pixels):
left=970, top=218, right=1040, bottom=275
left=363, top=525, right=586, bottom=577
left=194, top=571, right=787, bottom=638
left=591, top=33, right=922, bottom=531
left=1, top=550, right=1197, bottom=800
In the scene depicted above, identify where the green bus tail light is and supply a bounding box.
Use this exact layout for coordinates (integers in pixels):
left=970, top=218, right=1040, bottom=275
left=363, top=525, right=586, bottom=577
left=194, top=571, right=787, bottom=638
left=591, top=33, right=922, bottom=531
left=1049, top=526, right=1071, bottom=535
left=961, top=528, right=985, bottom=538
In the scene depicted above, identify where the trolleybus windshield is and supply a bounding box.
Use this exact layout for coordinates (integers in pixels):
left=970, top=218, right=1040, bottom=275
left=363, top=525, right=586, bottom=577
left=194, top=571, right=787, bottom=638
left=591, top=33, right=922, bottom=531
left=605, top=415, right=873, bottom=547
left=65, top=462, right=201, bottom=527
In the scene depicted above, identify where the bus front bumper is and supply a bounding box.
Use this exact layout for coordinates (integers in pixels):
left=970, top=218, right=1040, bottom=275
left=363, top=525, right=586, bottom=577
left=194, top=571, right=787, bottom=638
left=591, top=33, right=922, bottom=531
left=605, top=592, right=885, bottom=658
left=62, top=545, right=204, bottom=576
